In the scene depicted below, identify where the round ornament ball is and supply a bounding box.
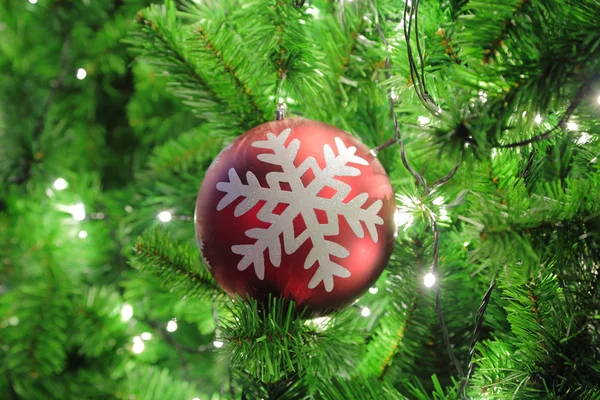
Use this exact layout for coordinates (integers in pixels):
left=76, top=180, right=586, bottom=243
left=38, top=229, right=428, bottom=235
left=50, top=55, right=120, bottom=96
left=195, top=118, right=397, bottom=314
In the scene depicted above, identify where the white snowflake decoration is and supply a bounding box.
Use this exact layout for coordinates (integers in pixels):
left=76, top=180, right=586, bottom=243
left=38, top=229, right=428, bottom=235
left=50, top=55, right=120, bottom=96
left=215, top=128, right=383, bottom=292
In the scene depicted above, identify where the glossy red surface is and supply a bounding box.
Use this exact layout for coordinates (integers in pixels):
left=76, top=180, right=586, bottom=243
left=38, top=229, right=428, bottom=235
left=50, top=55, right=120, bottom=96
left=195, top=118, right=396, bottom=314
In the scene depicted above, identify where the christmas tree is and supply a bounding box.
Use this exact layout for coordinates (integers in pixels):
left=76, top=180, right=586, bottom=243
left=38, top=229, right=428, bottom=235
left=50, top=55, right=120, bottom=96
left=1, top=0, right=599, bottom=398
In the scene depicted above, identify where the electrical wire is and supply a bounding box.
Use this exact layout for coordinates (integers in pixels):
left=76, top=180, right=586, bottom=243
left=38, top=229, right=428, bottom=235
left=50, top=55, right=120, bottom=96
left=371, top=0, right=464, bottom=377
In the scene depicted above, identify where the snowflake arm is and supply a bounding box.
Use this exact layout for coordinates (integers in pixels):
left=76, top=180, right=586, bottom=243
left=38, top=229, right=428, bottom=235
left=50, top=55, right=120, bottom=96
left=302, top=213, right=351, bottom=292
left=311, top=195, right=384, bottom=242
left=216, top=127, right=385, bottom=292
left=216, top=169, right=293, bottom=214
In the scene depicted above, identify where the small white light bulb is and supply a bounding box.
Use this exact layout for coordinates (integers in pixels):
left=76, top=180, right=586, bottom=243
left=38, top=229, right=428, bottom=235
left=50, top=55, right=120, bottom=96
left=308, top=316, right=331, bottom=330
left=463, top=242, right=470, bottom=247
left=192, top=398, right=201, bottom=400
left=141, top=332, right=152, bottom=340
left=567, top=121, right=578, bottom=131
left=361, top=307, right=371, bottom=317
left=71, top=202, right=86, bottom=221
left=53, top=178, right=68, bottom=190
left=121, top=303, right=134, bottom=322
left=78, top=230, right=88, bottom=239
left=394, top=210, right=414, bottom=231
left=576, top=132, right=592, bottom=145
left=418, top=116, right=431, bottom=126
left=432, top=196, right=445, bottom=206
left=306, top=7, right=319, bottom=17
left=535, top=115, right=542, bottom=124
left=29, top=0, right=38, bottom=4
left=158, top=211, right=172, bottom=222
left=423, top=272, right=436, bottom=288
left=132, top=337, right=145, bottom=354
left=369, top=287, right=378, bottom=294
left=597, top=95, right=600, bottom=105
left=76, top=68, right=87, bottom=80
left=213, top=340, right=224, bottom=348
left=166, top=320, right=178, bottom=332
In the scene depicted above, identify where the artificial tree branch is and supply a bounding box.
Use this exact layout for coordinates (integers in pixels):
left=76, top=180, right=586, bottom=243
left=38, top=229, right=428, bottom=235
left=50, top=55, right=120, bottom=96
left=498, top=78, right=594, bottom=149
left=458, top=273, right=498, bottom=398
left=371, top=0, right=465, bottom=377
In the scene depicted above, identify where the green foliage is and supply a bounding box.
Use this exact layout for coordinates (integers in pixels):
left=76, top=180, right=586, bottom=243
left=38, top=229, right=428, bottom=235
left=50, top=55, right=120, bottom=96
left=117, top=366, right=201, bottom=400
left=316, top=376, right=405, bottom=400
left=2, top=0, right=600, bottom=398
left=1, top=275, right=71, bottom=378
left=131, top=229, right=225, bottom=302
left=469, top=272, right=600, bottom=398
left=127, top=1, right=225, bottom=123
left=221, top=297, right=364, bottom=386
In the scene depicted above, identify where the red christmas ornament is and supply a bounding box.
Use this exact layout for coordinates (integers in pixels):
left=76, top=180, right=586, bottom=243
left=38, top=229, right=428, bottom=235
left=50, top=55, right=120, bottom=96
left=195, top=118, right=396, bottom=314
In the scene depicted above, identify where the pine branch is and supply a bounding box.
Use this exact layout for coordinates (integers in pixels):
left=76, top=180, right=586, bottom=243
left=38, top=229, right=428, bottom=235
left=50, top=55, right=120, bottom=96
left=70, top=286, right=129, bottom=359
left=356, top=243, right=424, bottom=380
left=498, top=77, right=595, bottom=148
left=316, top=376, right=405, bottom=400
left=131, top=230, right=224, bottom=302
left=117, top=365, right=200, bottom=400
left=234, top=0, right=332, bottom=115
left=190, top=24, right=268, bottom=124
left=128, top=2, right=224, bottom=121
left=459, top=274, right=497, bottom=397
left=1, top=275, right=71, bottom=378
left=220, top=296, right=363, bottom=385
left=11, top=32, right=72, bottom=185
left=469, top=272, right=600, bottom=398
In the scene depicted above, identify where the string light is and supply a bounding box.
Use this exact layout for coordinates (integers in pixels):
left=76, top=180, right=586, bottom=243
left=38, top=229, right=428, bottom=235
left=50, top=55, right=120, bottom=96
left=463, top=242, right=470, bottom=247
left=307, top=316, right=331, bottom=330
left=432, top=196, right=445, bottom=206
left=535, top=115, right=543, bottom=124
left=78, top=230, right=88, bottom=239
left=53, top=178, right=68, bottom=190
left=478, top=91, right=488, bottom=103
left=92, top=212, right=105, bottom=220
left=395, top=195, right=418, bottom=231
left=76, top=68, right=87, bottom=80
left=418, top=116, right=431, bottom=126
left=369, top=287, right=379, bottom=294
left=306, top=7, right=320, bottom=17
left=120, top=303, right=134, bottom=322
left=132, top=336, right=145, bottom=354
left=361, top=307, right=371, bottom=317
left=213, top=340, right=224, bottom=348
left=28, top=0, right=38, bottom=4
left=68, top=202, right=86, bottom=221
left=166, top=320, right=178, bottom=332
left=576, top=132, right=592, bottom=145
left=158, top=211, right=172, bottom=222
left=567, top=121, right=578, bottom=131
left=192, top=398, right=201, bottom=400
left=597, top=95, right=600, bottom=105
left=141, top=332, right=152, bottom=340
left=424, top=272, right=436, bottom=288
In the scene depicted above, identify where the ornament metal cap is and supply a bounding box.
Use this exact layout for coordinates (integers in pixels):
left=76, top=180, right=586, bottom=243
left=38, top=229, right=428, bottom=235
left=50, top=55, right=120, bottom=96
left=275, top=102, right=288, bottom=120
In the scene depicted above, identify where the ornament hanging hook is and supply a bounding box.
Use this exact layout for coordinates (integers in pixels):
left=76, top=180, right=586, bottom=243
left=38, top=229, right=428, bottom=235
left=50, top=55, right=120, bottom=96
left=275, top=69, right=288, bottom=120
left=276, top=102, right=288, bottom=120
